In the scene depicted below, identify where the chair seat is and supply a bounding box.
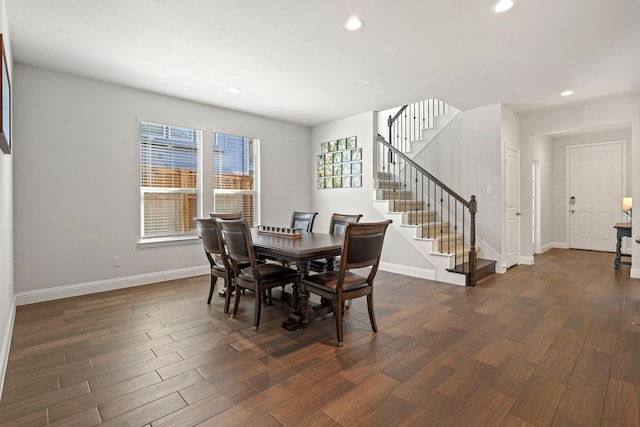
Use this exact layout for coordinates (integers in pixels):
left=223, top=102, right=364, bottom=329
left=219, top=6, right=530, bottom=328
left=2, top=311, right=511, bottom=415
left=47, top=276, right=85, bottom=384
left=212, top=263, right=227, bottom=274
left=303, top=271, right=369, bottom=293
left=239, top=263, right=300, bottom=284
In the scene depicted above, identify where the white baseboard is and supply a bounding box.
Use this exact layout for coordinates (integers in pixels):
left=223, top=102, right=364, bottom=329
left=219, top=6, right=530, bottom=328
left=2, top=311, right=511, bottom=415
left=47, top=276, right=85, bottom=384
left=379, top=262, right=436, bottom=281
left=0, top=294, right=16, bottom=400
left=538, top=242, right=554, bottom=253
left=552, top=242, right=569, bottom=249
left=630, top=268, right=640, bottom=279
left=519, top=256, right=534, bottom=265
left=15, top=265, right=210, bottom=306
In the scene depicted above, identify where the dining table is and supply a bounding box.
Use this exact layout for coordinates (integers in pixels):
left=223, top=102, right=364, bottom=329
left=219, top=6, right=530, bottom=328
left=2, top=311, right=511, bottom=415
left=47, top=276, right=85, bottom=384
left=250, top=228, right=344, bottom=330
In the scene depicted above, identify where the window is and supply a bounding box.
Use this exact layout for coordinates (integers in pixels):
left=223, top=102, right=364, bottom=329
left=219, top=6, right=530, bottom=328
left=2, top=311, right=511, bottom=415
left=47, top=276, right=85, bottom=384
left=213, top=132, right=260, bottom=226
left=140, top=121, right=202, bottom=240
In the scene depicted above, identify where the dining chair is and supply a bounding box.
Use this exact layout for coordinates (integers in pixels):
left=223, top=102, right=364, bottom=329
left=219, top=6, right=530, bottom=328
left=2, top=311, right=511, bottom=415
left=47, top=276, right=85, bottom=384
left=275, top=211, right=319, bottom=275
left=218, top=219, right=301, bottom=331
left=309, top=213, right=363, bottom=273
left=194, top=212, right=242, bottom=312
left=290, top=211, right=318, bottom=232
left=301, top=219, right=392, bottom=346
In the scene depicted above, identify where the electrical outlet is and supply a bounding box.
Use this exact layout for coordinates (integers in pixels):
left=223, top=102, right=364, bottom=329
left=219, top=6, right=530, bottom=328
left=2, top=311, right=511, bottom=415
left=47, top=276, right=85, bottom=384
left=112, top=256, right=121, bottom=267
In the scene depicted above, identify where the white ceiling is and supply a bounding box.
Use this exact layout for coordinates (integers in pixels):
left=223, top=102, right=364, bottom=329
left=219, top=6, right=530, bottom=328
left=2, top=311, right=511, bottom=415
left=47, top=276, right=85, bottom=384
left=5, top=0, right=640, bottom=127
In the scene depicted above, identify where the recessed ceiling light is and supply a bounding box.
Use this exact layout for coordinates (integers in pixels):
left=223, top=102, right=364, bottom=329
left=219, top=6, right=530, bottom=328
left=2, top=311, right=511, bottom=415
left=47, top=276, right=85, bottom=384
left=561, top=90, right=574, bottom=97
left=493, top=0, right=515, bottom=13
left=227, top=87, right=241, bottom=94
left=344, top=16, right=364, bottom=31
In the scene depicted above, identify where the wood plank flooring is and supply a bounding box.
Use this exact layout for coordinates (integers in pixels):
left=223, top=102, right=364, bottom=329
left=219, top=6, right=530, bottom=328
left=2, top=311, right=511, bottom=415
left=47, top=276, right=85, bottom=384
left=1, top=248, right=639, bottom=426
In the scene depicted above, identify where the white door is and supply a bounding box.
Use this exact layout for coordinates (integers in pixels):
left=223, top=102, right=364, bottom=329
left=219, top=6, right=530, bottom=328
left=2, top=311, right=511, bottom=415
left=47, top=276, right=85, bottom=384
left=568, top=142, right=624, bottom=252
left=504, top=147, right=520, bottom=268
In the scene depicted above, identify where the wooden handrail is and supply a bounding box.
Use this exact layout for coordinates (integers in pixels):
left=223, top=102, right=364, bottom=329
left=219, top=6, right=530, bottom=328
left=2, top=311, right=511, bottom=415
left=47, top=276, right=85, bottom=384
left=376, top=134, right=478, bottom=286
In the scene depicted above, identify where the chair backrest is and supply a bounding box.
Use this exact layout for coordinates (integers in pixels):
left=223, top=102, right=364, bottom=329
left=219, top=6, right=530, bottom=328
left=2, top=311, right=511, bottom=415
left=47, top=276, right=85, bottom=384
left=194, top=217, right=224, bottom=257
left=195, top=213, right=241, bottom=269
left=340, top=220, right=392, bottom=282
left=329, top=213, right=363, bottom=236
left=209, top=212, right=242, bottom=220
left=217, top=219, right=260, bottom=278
left=290, top=211, right=318, bottom=232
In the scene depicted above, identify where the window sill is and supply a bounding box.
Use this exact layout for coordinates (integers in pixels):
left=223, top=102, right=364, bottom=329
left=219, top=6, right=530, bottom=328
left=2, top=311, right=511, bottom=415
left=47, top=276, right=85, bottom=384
left=138, top=236, right=200, bottom=248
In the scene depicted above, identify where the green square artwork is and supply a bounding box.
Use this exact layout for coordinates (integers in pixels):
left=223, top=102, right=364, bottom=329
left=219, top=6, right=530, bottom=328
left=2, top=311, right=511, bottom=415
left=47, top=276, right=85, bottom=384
left=324, top=165, right=333, bottom=176
left=317, top=166, right=324, bottom=177
left=317, top=178, right=325, bottom=188
left=333, top=164, right=342, bottom=175
left=333, top=152, right=342, bottom=163
left=321, top=142, right=329, bottom=153
left=333, top=177, right=342, bottom=188
left=317, top=155, right=325, bottom=166
left=325, top=178, right=333, bottom=188
left=329, top=140, right=337, bottom=152
left=347, top=136, right=357, bottom=149
left=342, top=150, right=352, bottom=162
left=343, top=176, right=352, bottom=188
left=337, top=138, right=347, bottom=151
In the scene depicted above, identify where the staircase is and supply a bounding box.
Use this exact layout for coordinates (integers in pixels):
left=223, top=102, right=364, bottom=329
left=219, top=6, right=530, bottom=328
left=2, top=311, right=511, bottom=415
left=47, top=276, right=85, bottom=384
left=374, top=99, right=496, bottom=286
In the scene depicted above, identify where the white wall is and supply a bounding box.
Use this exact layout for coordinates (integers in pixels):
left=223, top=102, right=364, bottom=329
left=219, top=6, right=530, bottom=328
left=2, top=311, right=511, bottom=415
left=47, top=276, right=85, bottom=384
left=414, top=104, right=503, bottom=253
left=310, top=112, right=430, bottom=272
left=0, top=0, right=14, bottom=399
left=519, top=96, right=640, bottom=277
left=550, top=128, right=632, bottom=246
left=531, top=134, right=553, bottom=252
left=13, top=64, right=311, bottom=301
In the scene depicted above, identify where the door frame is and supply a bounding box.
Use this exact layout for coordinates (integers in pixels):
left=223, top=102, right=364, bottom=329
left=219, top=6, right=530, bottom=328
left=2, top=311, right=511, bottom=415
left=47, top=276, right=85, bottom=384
left=565, top=139, right=627, bottom=249
left=503, top=145, right=521, bottom=269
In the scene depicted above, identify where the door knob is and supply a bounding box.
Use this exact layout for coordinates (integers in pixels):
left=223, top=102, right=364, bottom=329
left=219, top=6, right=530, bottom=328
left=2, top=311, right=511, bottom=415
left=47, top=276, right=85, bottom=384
left=516, top=212, right=522, bottom=216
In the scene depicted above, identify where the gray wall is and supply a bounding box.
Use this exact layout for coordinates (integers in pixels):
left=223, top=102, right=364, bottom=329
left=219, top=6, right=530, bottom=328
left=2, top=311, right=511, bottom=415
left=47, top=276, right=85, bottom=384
left=0, top=0, right=14, bottom=397
left=310, top=112, right=431, bottom=272
left=13, top=64, right=311, bottom=298
left=414, top=104, right=503, bottom=253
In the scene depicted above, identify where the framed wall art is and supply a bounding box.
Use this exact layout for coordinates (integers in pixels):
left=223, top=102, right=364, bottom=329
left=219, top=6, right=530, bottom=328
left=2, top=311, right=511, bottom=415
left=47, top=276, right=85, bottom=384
left=0, top=34, right=10, bottom=155
left=316, top=136, right=361, bottom=189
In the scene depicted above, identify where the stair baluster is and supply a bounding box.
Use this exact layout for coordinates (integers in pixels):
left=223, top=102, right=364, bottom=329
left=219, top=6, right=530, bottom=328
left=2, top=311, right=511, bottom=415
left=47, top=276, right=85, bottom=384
left=376, top=134, right=480, bottom=286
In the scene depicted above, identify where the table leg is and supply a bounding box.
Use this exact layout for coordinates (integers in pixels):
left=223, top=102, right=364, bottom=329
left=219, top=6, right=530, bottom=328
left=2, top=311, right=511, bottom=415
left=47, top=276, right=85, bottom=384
left=282, top=261, right=311, bottom=331
left=615, top=230, right=622, bottom=271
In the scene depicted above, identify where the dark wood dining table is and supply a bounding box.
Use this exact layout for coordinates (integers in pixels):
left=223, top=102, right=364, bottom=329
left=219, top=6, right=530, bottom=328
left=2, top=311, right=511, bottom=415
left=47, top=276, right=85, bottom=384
left=250, top=228, right=343, bottom=330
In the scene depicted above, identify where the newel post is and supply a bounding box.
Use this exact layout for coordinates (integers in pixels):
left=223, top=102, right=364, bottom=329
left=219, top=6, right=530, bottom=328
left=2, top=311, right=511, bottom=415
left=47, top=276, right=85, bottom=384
left=468, top=195, right=477, bottom=287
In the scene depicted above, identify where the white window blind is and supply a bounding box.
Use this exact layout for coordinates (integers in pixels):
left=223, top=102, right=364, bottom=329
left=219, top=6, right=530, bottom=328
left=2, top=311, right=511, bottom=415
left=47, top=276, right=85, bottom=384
left=140, top=121, right=202, bottom=239
left=213, top=132, right=260, bottom=226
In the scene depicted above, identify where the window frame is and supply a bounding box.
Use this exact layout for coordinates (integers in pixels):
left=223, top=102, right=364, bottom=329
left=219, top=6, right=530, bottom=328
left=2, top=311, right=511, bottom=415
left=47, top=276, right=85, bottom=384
left=137, top=120, right=262, bottom=246
left=212, top=132, right=261, bottom=227
left=138, top=119, right=203, bottom=245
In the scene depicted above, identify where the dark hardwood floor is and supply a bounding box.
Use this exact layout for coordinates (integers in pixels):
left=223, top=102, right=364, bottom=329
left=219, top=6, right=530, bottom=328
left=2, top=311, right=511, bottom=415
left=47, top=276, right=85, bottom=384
left=1, top=249, right=639, bottom=426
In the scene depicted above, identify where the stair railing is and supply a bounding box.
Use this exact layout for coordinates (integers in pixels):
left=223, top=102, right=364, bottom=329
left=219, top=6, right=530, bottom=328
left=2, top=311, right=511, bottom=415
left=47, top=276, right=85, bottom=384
left=376, top=134, right=478, bottom=286
left=387, top=99, right=450, bottom=155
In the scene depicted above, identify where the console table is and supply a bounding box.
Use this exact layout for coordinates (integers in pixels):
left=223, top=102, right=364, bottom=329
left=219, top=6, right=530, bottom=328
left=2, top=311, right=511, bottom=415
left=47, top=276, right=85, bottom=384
left=614, top=222, right=631, bottom=270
